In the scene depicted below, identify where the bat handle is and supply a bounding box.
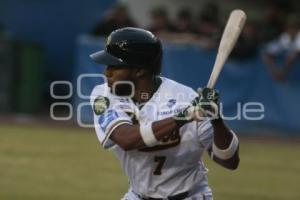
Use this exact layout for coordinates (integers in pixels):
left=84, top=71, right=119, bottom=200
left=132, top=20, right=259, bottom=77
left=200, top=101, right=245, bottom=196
left=206, top=59, right=223, bottom=89
left=207, top=78, right=215, bottom=89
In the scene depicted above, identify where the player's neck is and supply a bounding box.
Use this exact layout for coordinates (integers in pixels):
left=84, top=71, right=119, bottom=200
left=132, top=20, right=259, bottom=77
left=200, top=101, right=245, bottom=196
left=132, top=76, right=161, bottom=105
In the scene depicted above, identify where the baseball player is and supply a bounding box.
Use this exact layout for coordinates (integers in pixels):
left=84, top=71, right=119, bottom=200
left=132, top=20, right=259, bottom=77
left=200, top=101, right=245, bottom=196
left=90, top=27, right=239, bottom=200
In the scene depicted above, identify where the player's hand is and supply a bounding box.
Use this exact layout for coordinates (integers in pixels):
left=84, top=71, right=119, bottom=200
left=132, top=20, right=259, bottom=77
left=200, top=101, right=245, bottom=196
left=174, top=88, right=219, bottom=125
left=196, top=87, right=220, bottom=119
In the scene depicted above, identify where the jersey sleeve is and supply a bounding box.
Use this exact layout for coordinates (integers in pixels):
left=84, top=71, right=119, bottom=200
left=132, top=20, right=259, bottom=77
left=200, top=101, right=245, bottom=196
left=90, top=86, right=132, bottom=149
left=196, top=120, right=214, bottom=150
left=94, top=108, right=132, bottom=149
left=264, top=40, right=282, bottom=55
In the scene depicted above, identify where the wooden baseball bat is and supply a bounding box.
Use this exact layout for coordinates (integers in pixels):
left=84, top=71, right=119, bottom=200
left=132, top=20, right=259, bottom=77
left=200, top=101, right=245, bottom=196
left=207, top=9, right=247, bottom=88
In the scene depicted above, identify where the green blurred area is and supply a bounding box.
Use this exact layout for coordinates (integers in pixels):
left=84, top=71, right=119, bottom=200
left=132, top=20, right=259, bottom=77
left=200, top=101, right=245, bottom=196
left=0, top=37, right=44, bottom=114
left=0, top=125, right=300, bottom=200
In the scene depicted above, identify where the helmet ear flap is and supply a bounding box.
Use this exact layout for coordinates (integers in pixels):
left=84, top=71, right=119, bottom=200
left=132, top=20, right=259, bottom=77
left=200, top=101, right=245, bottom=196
left=153, top=50, right=162, bottom=75
left=158, top=52, right=162, bottom=74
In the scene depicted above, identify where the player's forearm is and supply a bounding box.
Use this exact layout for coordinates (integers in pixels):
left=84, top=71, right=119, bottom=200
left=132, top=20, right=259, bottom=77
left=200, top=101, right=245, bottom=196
left=283, top=52, right=299, bottom=75
left=211, top=118, right=233, bottom=148
left=263, top=54, right=278, bottom=73
left=211, top=118, right=240, bottom=170
left=152, top=117, right=181, bottom=140
left=212, top=148, right=240, bottom=170
left=285, top=52, right=298, bottom=67
left=110, top=117, right=181, bottom=151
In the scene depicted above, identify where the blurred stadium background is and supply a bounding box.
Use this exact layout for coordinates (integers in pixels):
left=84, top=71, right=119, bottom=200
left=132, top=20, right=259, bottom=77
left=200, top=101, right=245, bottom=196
left=1, top=0, right=300, bottom=199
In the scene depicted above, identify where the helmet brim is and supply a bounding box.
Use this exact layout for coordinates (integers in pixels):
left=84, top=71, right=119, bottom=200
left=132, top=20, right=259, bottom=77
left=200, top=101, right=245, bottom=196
left=90, top=50, right=125, bottom=66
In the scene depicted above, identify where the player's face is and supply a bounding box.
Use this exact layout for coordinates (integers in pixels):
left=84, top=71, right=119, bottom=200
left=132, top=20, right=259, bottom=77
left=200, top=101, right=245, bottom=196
left=105, top=66, right=136, bottom=96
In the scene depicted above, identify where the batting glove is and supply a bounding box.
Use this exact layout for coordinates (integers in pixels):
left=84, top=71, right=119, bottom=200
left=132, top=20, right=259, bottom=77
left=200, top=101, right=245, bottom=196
left=196, top=87, right=220, bottom=119
left=173, top=88, right=220, bottom=126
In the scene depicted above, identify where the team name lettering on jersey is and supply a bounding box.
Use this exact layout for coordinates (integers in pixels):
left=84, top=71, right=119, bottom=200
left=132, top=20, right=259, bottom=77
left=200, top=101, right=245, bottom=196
left=139, top=130, right=181, bottom=152
left=98, top=109, right=119, bottom=130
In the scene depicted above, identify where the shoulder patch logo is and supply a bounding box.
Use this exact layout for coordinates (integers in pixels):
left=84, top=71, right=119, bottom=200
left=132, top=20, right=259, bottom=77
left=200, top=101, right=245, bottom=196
left=93, top=96, right=110, bottom=115
left=167, top=99, right=176, bottom=108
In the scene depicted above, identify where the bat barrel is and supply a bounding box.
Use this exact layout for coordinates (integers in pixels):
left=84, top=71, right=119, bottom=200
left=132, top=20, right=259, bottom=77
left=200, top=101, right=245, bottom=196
left=206, top=9, right=247, bottom=89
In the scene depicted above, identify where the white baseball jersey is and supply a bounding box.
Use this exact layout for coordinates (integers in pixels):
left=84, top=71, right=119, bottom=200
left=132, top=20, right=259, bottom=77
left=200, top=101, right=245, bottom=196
left=265, top=32, right=300, bottom=55
left=90, top=77, right=214, bottom=198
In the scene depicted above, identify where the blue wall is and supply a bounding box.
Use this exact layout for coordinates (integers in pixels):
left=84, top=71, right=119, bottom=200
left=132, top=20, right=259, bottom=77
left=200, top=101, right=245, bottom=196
left=0, top=0, right=116, bottom=81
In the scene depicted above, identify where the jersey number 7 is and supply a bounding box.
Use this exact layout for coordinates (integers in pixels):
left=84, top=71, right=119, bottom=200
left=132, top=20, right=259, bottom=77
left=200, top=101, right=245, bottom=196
left=153, top=156, right=166, bottom=175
